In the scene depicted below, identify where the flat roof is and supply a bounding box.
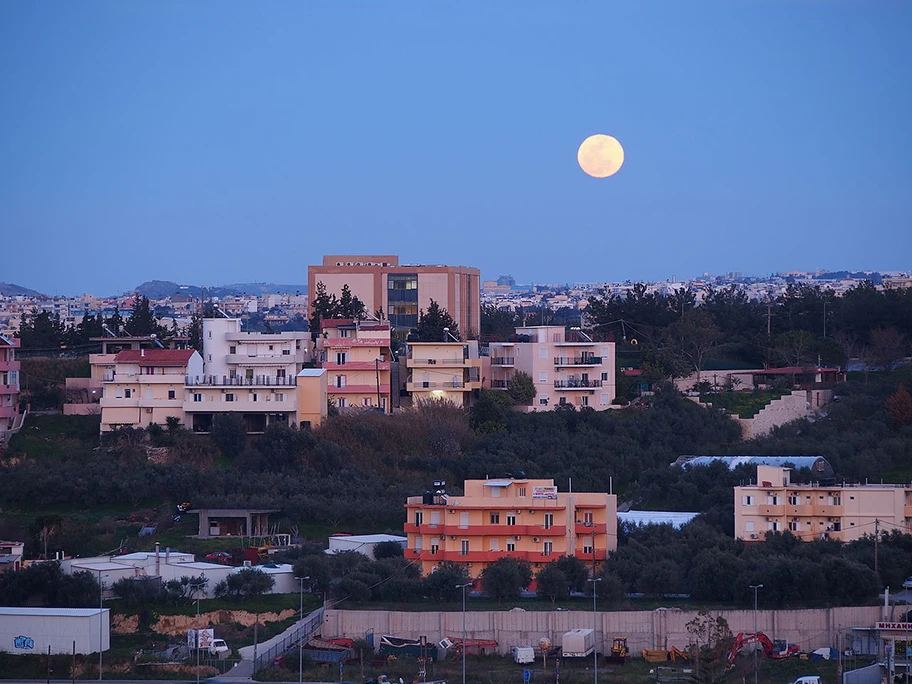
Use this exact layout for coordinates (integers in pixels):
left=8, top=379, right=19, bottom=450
left=170, top=561, right=232, bottom=570
left=116, top=551, right=192, bottom=560
left=330, top=534, right=406, bottom=543
left=297, top=368, right=326, bottom=377
left=0, top=607, right=106, bottom=617
left=70, top=561, right=131, bottom=571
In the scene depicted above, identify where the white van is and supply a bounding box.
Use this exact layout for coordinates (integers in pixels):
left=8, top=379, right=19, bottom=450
left=513, top=646, right=535, bottom=664
left=789, top=677, right=821, bottom=684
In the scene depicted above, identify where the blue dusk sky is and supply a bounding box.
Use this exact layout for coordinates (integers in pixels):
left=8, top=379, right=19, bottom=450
left=1, top=1, right=910, bottom=296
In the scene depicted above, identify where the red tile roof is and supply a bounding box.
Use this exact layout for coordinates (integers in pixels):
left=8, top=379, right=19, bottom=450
left=114, top=349, right=196, bottom=366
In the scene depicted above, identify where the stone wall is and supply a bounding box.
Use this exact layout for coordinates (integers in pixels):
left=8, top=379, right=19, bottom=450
left=323, top=606, right=882, bottom=656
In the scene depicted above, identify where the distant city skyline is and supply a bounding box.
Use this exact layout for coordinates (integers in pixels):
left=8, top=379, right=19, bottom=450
left=2, top=2, right=910, bottom=295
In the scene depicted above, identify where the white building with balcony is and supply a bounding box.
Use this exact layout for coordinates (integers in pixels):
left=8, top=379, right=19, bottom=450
left=489, top=326, right=616, bottom=411
left=405, top=340, right=484, bottom=407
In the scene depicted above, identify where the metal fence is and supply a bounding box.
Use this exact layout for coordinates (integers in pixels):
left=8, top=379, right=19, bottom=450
left=253, top=606, right=324, bottom=672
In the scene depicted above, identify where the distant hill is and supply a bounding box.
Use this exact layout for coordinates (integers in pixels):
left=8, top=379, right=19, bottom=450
left=133, top=281, right=307, bottom=299
left=0, top=282, right=43, bottom=297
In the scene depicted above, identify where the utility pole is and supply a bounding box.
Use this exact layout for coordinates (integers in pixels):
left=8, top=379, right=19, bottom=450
left=875, top=519, right=880, bottom=575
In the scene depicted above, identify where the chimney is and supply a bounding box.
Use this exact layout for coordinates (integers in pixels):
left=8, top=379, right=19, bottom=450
left=155, top=542, right=160, bottom=576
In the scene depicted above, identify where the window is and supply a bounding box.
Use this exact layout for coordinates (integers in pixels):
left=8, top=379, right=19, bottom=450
left=225, top=393, right=235, bottom=402
left=340, top=328, right=351, bottom=338
left=193, top=393, right=202, bottom=402
left=489, top=539, right=500, bottom=552
left=506, top=542, right=516, bottom=552
left=788, top=495, right=799, bottom=505
left=745, top=521, right=755, bottom=531
left=539, top=347, right=547, bottom=359
left=335, top=375, right=346, bottom=388
left=269, top=345, right=274, bottom=351
left=539, top=371, right=547, bottom=383
left=601, top=372, right=609, bottom=381
left=252, top=393, right=258, bottom=402
left=460, top=540, right=469, bottom=556
left=581, top=395, right=589, bottom=407
left=430, top=543, right=439, bottom=554
left=277, top=369, right=286, bottom=378
left=584, top=512, right=593, bottom=525
left=583, top=544, right=593, bottom=555
left=276, top=393, right=285, bottom=402
left=362, top=398, right=372, bottom=407
left=282, top=349, right=290, bottom=355
left=415, top=511, right=423, bottom=526
left=506, top=515, right=516, bottom=526
left=544, top=514, right=554, bottom=529
left=543, top=541, right=553, bottom=556
left=168, top=389, right=176, bottom=400
left=337, top=397, right=346, bottom=407
left=768, top=521, right=781, bottom=531
left=490, top=513, right=500, bottom=525
left=517, top=487, right=526, bottom=497
left=741, top=496, right=754, bottom=506
left=115, top=389, right=123, bottom=399
left=539, top=398, right=548, bottom=405
left=229, top=346, right=237, bottom=354
left=788, top=522, right=798, bottom=531
left=600, top=394, right=609, bottom=405
left=459, top=512, right=469, bottom=529
left=414, top=537, right=422, bottom=551
left=766, top=495, right=780, bottom=505
left=124, top=388, right=132, bottom=398
left=336, top=352, right=347, bottom=365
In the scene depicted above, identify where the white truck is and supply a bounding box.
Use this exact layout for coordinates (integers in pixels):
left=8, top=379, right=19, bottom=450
left=512, top=646, right=535, bottom=663
left=562, top=629, right=595, bottom=658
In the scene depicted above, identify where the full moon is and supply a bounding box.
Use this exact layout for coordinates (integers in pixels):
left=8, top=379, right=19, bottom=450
left=577, top=134, right=625, bottom=178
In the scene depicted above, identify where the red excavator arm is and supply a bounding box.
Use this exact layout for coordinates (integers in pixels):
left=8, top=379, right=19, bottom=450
left=728, top=632, right=774, bottom=664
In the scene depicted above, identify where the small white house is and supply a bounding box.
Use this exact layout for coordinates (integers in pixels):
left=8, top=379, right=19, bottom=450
left=229, top=563, right=298, bottom=594
left=326, top=534, right=407, bottom=560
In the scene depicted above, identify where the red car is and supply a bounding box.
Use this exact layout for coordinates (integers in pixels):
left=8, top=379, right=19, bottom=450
left=205, top=551, right=233, bottom=565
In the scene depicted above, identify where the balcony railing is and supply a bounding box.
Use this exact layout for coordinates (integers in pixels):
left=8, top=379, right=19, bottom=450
left=409, top=357, right=470, bottom=365
left=491, top=379, right=509, bottom=389
left=409, top=381, right=466, bottom=389
left=490, top=357, right=515, bottom=366
left=554, top=379, right=603, bottom=389
left=186, top=375, right=297, bottom=387
left=554, top=356, right=602, bottom=366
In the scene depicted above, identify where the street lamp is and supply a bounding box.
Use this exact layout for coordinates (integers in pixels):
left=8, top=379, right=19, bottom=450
left=456, top=583, right=472, bottom=684
left=750, top=584, right=764, bottom=684
left=190, top=581, right=205, bottom=684
left=294, top=575, right=310, bottom=684
left=588, top=578, right=602, bottom=684
left=96, top=570, right=104, bottom=682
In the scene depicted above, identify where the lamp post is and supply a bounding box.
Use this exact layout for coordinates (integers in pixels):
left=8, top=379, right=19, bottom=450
left=588, top=578, right=601, bottom=684
left=750, top=584, right=764, bottom=684
left=96, top=570, right=103, bottom=681
left=190, top=581, right=204, bottom=684
left=294, top=576, right=310, bottom=684
left=456, top=583, right=472, bottom=684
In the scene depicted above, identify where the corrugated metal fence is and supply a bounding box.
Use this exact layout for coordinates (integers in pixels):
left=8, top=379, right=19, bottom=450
left=253, top=606, right=324, bottom=672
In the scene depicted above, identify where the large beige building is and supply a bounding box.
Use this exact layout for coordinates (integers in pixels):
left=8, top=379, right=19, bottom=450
left=735, top=465, right=912, bottom=542
left=405, top=340, right=484, bottom=407
left=489, top=326, right=616, bottom=411
left=100, top=349, right=203, bottom=431
left=404, top=477, right=617, bottom=580
left=308, top=255, right=481, bottom=337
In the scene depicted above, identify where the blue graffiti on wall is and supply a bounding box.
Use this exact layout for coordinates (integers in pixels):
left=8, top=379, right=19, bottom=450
left=14, top=635, right=35, bottom=649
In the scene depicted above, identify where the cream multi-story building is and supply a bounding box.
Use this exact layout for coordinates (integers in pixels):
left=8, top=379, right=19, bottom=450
left=308, top=255, right=481, bottom=337
left=735, top=465, right=912, bottom=542
left=184, top=318, right=309, bottom=433
left=318, top=319, right=392, bottom=413
left=488, top=326, right=616, bottom=411
left=405, top=340, right=484, bottom=407
left=404, top=477, right=617, bottom=580
left=100, top=349, right=203, bottom=431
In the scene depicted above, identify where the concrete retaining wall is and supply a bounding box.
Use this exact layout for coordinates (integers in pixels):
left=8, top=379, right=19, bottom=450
left=323, top=606, right=882, bottom=656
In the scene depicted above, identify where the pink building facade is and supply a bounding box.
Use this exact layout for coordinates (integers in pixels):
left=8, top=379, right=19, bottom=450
left=0, top=334, right=22, bottom=444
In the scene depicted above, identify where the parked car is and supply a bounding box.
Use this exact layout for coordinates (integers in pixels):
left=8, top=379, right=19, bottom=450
left=205, top=551, right=233, bottom=564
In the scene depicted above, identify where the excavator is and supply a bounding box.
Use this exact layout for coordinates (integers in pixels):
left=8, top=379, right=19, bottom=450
left=607, top=637, right=629, bottom=664
left=728, top=632, right=800, bottom=665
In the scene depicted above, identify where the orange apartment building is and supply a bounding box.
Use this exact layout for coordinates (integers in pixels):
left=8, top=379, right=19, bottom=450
left=0, top=334, right=22, bottom=444
left=404, top=478, right=617, bottom=580
left=308, top=255, right=481, bottom=337
left=405, top=340, right=484, bottom=407
left=318, top=319, right=393, bottom=413
left=735, top=465, right=912, bottom=542
left=489, top=326, right=616, bottom=411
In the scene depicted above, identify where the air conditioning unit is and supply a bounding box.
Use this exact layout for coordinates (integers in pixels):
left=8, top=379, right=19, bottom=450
left=243, top=560, right=252, bottom=568
left=533, top=537, right=540, bottom=543
left=450, top=536, right=456, bottom=540
left=145, top=408, right=153, bottom=413
left=765, top=517, right=771, bottom=521
left=439, top=535, right=445, bottom=540
left=749, top=534, right=759, bottom=539
left=513, top=536, right=521, bottom=541
left=528, top=510, right=535, bottom=514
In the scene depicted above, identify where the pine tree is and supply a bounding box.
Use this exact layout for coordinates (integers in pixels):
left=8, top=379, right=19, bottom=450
left=417, top=300, right=459, bottom=342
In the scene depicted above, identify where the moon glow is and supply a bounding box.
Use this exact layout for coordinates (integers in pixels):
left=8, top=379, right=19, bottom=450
left=577, top=134, right=625, bottom=178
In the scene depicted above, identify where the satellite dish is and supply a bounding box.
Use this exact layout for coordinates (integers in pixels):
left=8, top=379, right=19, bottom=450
left=629, top=338, right=638, bottom=345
